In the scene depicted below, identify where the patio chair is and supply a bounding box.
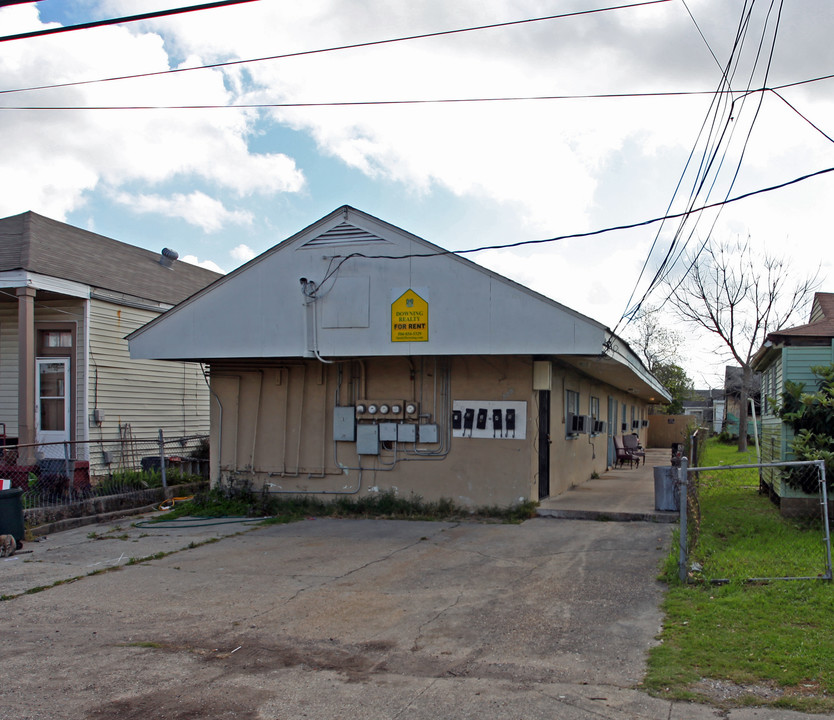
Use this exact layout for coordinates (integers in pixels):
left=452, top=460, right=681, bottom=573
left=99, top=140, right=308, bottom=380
left=622, top=433, right=646, bottom=467
left=613, top=435, right=634, bottom=469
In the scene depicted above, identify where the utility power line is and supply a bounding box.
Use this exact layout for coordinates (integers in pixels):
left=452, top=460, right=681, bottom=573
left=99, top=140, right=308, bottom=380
left=0, top=0, right=261, bottom=43
left=1, top=0, right=671, bottom=95
left=320, top=166, right=834, bottom=261
left=3, top=81, right=832, bottom=111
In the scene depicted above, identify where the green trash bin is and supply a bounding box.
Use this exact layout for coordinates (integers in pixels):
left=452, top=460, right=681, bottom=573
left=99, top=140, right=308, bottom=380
left=0, top=487, right=24, bottom=548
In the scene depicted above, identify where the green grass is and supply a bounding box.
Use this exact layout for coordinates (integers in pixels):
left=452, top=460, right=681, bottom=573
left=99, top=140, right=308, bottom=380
left=647, top=437, right=834, bottom=713
left=691, top=440, right=826, bottom=582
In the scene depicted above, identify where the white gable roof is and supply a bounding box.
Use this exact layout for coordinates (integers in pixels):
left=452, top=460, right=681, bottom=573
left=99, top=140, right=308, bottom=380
left=128, top=206, right=669, bottom=400
left=129, top=206, right=611, bottom=361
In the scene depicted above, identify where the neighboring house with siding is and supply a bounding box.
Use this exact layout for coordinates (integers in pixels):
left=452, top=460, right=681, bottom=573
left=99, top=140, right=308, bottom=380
left=128, top=206, right=670, bottom=508
left=0, top=211, right=221, bottom=470
left=752, top=292, right=834, bottom=504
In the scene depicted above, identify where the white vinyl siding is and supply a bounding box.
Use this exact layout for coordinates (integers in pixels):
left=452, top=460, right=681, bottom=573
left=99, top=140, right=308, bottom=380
left=87, top=298, right=210, bottom=444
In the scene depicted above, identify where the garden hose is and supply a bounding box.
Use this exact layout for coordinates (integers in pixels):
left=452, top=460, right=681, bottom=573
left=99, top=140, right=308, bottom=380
left=134, top=515, right=266, bottom=529
left=157, top=496, right=194, bottom=511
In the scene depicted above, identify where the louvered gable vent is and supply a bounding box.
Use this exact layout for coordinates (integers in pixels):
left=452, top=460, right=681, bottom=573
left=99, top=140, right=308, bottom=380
left=302, top=222, right=390, bottom=248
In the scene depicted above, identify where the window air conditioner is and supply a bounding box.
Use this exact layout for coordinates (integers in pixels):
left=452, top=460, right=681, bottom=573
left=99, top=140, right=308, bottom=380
left=572, top=414, right=590, bottom=434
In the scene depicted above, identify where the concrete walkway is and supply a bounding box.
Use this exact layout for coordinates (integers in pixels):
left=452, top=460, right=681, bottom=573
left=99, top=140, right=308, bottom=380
left=538, top=448, right=679, bottom=522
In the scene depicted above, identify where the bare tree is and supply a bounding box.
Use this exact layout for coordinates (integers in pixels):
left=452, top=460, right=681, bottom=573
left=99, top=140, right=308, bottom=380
left=626, top=304, right=685, bottom=374
left=665, top=236, right=819, bottom=451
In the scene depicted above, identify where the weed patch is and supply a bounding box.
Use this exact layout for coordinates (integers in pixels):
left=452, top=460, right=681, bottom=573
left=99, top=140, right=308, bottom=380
left=154, top=478, right=538, bottom=525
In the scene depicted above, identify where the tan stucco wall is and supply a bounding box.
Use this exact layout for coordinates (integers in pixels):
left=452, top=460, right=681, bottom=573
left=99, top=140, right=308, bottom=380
left=208, top=355, right=653, bottom=508
left=209, top=356, right=536, bottom=507
left=548, top=366, right=651, bottom=496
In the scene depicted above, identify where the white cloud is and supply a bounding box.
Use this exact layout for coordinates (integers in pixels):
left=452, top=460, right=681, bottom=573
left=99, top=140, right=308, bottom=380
left=180, top=255, right=224, bottom=274
left=0, top=8, right=305, bottom=222
left=111, top=191, right=252, bottom=232
left=231, top=244, right=256, bottom=262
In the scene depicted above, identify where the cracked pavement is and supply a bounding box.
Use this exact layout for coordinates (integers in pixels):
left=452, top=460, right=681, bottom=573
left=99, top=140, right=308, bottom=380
left=1, top=516, right=823, bottom=719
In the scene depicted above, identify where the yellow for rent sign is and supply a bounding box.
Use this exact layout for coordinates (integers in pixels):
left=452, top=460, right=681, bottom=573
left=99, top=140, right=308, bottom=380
left=391, top=289, right=428, bottom=342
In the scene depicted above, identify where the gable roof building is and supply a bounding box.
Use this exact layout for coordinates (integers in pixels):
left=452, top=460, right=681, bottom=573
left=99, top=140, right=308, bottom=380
left=129, top=206, right=669, bottom=506
left=0, top=211, right=221, bottom=467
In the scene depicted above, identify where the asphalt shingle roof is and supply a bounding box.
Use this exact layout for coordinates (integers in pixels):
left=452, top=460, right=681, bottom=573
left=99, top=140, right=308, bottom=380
left=0, top=211, right=221, bottom=305
left=767, top=292, right=834, bottom=341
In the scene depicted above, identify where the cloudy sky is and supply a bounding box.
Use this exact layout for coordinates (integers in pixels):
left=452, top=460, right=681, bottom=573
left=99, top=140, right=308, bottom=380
left=2, top=0, right=832, bottom=386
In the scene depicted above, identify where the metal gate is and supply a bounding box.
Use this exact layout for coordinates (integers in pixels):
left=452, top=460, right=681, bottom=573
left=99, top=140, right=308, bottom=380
left=676, top=458, right=832, bottom=583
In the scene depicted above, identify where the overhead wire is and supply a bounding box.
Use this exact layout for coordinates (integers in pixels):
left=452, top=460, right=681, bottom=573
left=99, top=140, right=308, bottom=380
left=0, top=0, right=262, bottom=43
left=310, top=165, right=834, bottom=263
left=769, top=90, right=834, bottom=144
left=647, top=0, right=788, bottom=319
left=0, top=88, right=758, bottom=111
left=639, top=4, right=766, bottom=306
left=4, top=79, right=834, bottom=112
left=612, top=0, right=755, bottom=331
left=613, top=0, right=790, bottom=335
left=661, top=0, right=786, bottom=294
left=0, top=0, right=672, bottom=96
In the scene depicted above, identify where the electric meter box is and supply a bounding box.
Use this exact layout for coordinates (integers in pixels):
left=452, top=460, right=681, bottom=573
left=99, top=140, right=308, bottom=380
left=356, top=424, right=379, bottom=455
left=397, top=423, right=417, bottom=443
left=418, top=424, right=438, bottom=443
left=379, top=423, right=398, bottom=442
left=333, top=406, right=356, bottom=442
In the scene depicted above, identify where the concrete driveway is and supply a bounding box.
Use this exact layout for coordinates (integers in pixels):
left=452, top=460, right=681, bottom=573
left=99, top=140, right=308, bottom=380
left=0, top=515, right=819, bottom=719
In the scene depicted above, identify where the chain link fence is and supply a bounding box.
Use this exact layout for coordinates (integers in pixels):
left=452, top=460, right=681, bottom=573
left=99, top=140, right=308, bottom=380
left=678, top=458, right=832, bottom=583
left=0, top=433, right=209, bottom=513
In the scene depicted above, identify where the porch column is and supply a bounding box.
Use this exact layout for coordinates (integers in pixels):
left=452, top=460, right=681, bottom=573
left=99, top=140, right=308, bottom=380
left=17, top=286, right=36, bottom=464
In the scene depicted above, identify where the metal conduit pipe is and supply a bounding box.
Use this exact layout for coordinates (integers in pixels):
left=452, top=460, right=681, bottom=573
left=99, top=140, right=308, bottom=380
left=263, top=467, right=363, bottom=496
left=201, top=364, right=223, bottom=479
left=358, top=359, right=366, bottom=400
left=275, top=365, right=302, bottom=477
left=304, top=291, right=335, bottom=365
left=305, top=364, right=329, bottom=479
left=249, top=370, right=264, bottom=470
left=294, top=363, right=306, bottom=474
left=209, top=372, right=245, bottom=471
left=408, top=357, right=452, bottom=457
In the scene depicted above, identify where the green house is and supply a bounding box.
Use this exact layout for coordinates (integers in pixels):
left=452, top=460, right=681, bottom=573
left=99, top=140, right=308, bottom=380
left=752, top=293, right=834, bottom=506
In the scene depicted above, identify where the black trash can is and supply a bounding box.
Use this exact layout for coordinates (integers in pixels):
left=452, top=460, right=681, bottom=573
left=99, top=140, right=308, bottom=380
left=0, top=487, right=24, bottom=548
left=653, top=466, right=680, bottom=512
